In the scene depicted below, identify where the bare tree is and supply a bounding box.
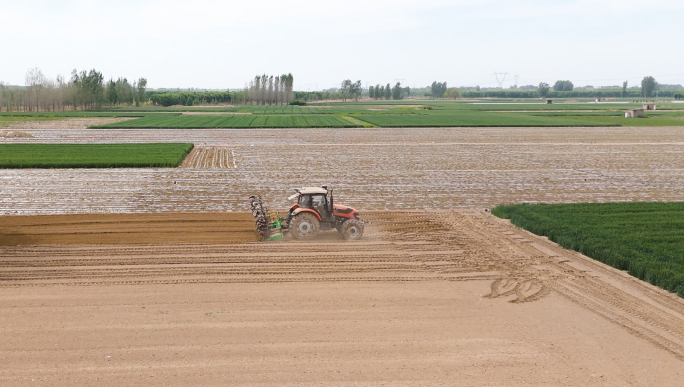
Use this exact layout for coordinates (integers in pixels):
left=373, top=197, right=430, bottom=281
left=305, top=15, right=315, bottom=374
left=136, top=77, right=147, bottom=106
left=280, top=76, right=286, bottom=104
left=274, top=75, right=280, bottom=105
left=241, top=73, right=294, bottom=105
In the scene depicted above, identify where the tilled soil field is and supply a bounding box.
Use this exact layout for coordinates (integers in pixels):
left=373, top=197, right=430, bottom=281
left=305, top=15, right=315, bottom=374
left=181, top=146, right=237, bottom=169
left=0, top=117, right=132, bottom=130
left=0, top=212, right=255, bottom=245
left=1, top=127, right=684, bottom=214
left=1, top=210, right=683, bottom=385
left=2, top=126, right=684, bottom=385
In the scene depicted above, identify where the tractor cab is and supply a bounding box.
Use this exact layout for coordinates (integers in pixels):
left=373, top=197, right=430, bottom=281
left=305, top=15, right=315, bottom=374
left=283, top=186, right=365, bottom=240
left=291, top=186, right=332, bottom=221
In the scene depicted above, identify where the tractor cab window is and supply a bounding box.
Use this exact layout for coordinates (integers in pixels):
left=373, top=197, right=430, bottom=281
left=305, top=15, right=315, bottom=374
left=299, top=195, right=311, bottom=208
left=311, top=194, right=328, bottom=217
left=311, top=194, right=327, bottom=209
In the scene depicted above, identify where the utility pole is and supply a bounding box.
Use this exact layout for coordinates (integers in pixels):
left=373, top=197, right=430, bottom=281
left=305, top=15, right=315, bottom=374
left=493, top=72, right=508, bottom=89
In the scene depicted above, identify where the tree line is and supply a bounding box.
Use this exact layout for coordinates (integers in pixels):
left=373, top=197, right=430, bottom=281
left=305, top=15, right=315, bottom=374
left=431, top=82, right=447, bottom=98
left=538, top=76, right=665, bottom=98
left=149, top=91, right=232, bottom=107
left=147, top=74, right=295, bottom=107
left=368, top=82, right=410, bottom=100
left=553, top=80, right=574, bottom=91
left=0, top=68, right=147, bottom=112
left=462, top=89, right=679, bottom=99
left=293, top=90, right=343, bottom=102
left=341, top=80, right=362, bottom=101
left=240, top=74, right=293, bottom=105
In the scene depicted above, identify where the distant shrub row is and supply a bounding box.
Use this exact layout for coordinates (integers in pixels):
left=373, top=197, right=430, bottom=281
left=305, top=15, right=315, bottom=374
left=461, top=90, right=681, bottom=99
left=149, top=91, right=233, bottom=107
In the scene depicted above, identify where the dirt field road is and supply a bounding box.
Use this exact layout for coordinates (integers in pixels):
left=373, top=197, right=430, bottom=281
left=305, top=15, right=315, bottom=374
left=2, top=211, right=683, bottom=385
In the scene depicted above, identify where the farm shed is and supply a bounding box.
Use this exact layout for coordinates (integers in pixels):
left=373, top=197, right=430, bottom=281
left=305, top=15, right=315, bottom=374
left=546, top=99, right=553, bottom=104
left=643, top=103, right=656, bottom=110
left=625, top=109, right=644, bottom=118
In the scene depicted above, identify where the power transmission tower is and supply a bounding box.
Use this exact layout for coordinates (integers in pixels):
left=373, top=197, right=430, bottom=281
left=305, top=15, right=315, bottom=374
left=514, top=75, right=519, bottom=88
left=493, top=72, right=508, bottom=89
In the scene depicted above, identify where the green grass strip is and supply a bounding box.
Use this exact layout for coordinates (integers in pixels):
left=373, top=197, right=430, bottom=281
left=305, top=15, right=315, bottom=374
left=491, top=202, right=684, bottom=297
left=0, top=143, right=194, bottom=168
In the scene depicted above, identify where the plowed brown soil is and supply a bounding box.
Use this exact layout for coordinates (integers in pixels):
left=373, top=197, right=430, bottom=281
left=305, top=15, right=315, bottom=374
left=1, top=210, right=683, bottom=385
left=0, top=213, right=255, bottom=245
left=181, top=146, right=236, bottom=169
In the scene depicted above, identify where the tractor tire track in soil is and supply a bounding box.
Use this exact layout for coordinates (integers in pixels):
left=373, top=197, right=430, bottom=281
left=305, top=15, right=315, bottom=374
left=1, top=210, right=684, bottom=361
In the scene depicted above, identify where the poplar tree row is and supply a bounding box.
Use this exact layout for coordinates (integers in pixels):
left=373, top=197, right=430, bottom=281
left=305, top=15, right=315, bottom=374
left=368, top=82, right=409, bottom=100
left=0, top=67, right=147, bottom=112
left=241, top=74, right=294, bottom=105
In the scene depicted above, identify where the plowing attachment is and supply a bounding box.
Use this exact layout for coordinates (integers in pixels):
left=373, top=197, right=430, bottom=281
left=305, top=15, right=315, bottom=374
left=249, top=195, right=284, bottom=241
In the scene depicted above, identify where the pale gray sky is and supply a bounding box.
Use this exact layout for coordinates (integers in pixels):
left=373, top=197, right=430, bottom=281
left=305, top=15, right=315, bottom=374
left=1, top=0, right=682, bottom=90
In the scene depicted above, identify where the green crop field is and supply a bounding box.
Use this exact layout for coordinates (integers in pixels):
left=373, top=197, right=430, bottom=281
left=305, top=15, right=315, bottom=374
left=352, top=111, right=616, bottom=127
left=0, top=143, right=194, bottom=168
left=492, top=202, right=684, bottom=297
left=5, top=99, right=684, bottom=128
left=91, top=114, right=359, bottom=128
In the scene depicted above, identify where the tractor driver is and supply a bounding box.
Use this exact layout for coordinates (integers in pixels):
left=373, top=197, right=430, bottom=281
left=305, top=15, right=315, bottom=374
left=312, top=195, right=328, bottom=218
left=299, top=194, right=311, bottom=208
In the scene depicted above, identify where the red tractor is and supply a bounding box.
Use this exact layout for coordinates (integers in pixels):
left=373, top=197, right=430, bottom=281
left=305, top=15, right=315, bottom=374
left=282, top=186, right=366, bottom=240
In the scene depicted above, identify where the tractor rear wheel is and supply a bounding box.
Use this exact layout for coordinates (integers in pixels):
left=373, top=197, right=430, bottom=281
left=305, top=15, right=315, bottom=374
left=290, top=213, right=320, bottom=240
left=341, top=220, right=364, bottom=241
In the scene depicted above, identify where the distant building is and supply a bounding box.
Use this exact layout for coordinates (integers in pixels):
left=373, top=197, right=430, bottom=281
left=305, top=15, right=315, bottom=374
left=625, top=109, right=644, bottom=118
left=546, top=99, right=553, bottom=104
left=643, top=103, right=656, bottom=110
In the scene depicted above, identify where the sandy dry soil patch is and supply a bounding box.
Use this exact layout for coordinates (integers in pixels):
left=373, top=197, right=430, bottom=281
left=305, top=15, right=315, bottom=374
left=0, top=117, right=133, bottom=130
left=0, top=130, right=32, bottom=138
left=1, top=210, right=683, bottom=385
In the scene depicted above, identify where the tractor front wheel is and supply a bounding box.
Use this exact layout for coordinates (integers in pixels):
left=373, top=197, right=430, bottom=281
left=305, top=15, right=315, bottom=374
left=341, top=220, right=364, bottom=241
left=290, top=213, right=320, bottom=240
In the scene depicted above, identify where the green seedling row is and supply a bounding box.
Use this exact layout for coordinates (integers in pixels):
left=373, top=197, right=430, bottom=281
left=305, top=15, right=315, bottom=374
left=0, top=143, right=194, bottom=168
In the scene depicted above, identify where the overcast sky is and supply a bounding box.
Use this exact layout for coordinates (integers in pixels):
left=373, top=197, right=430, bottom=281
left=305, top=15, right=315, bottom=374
left=1, top=0, right=682, bottom=90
